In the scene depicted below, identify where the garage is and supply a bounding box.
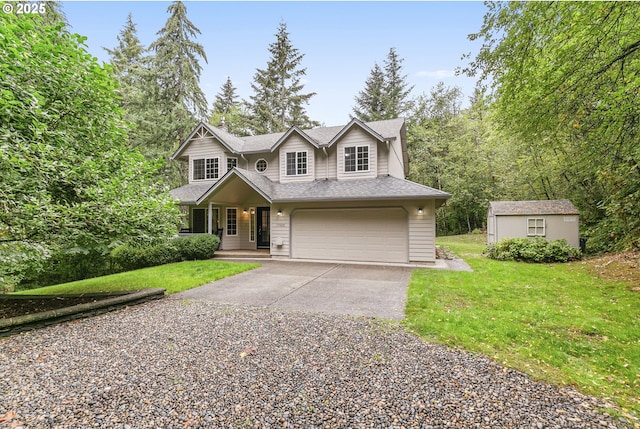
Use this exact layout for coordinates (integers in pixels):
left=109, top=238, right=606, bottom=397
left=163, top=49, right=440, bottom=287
left=291, top=208, right=409, bottom=263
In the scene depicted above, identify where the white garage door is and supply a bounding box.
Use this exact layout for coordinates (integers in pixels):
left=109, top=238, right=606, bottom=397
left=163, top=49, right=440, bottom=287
left=291, top=208, right=408, bottom=263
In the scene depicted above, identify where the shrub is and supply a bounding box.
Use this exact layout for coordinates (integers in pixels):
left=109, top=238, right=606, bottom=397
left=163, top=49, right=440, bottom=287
left=174, top=234, right=220, bottom=260
left=110, top=234, right=220, bottom=272
left=484, top=237, right=581, bottom=263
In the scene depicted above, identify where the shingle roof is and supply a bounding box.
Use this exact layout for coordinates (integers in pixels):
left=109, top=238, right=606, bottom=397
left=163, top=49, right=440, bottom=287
left=171, top=118, right=406, bottom=158
left=185, top=168, right=451, bottom=205
left=489, top=200, right=579, bottom=216
left=169, top=182, right=214, bottom=205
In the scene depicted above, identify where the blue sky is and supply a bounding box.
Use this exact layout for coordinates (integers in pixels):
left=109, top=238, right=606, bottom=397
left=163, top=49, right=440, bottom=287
left=61, top=1, right=487, bottom=126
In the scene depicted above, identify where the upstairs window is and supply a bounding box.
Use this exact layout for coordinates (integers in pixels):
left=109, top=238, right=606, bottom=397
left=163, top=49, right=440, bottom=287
left=527, top=218, right=545, bottom=236
left=193, top=157, right=219, bottom=180
left=345, top=146, right=369, bottom=172
left=286, top=151, right=307, bottom=176
left=227, top=157, right=237, bottom=171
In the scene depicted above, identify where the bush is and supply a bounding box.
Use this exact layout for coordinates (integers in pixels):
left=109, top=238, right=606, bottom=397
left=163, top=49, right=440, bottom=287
left=484, top=237, right=581, bottom=263
left=110, top=234, right=220, bottom=272
left=173, top=234, right=220, bottom=260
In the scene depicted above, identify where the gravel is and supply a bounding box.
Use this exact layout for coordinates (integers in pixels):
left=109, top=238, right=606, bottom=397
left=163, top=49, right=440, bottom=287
left=0, top=298, right=627, bottom=428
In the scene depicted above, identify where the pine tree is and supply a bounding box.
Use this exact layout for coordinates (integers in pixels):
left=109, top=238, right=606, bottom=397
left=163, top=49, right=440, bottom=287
left=105, top=14, right=161, bottom=154
left=352, top=63, right=386, bottom=121
left=213, top=77, right=239, bottom=113
left=39, top=1, right=67, bottom=26
left=149, top=1, right=208, bottom=144
left=148, top=1, right=208, bottom=184
left=247, top=22, right=318, bottom=135
left=383, top=47, right=414, bottom=118
left=353, top=48, right=414, bottom=121
left=209, top=77, right=248, bottom=135
left=105, top=14, right=145, bottom=91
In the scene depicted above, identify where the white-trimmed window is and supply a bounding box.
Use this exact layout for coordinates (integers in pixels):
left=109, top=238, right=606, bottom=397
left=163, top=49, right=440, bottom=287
left=527, top=218, right=546, bottom=236
left=249, top=208, right=255, bottom=242
left=227, top=157, right=237, bottom=171
left=344, top=145, right=369, bottom=172
left=193, top=157, right=219, bottom=180
left=255, top=159, right=268, bottom=173
left=226, top=208, right=237, bottom=236
left=286, top=151, right=307, bottom=176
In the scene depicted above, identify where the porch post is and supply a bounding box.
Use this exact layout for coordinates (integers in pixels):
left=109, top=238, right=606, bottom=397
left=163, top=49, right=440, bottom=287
left=207, top=202, right=213, bottom=234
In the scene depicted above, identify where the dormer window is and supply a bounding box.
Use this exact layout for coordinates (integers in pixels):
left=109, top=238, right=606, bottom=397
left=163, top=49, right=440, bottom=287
left=193, top=157, right=219, bottom=180
left=345, top=146, right=369, bottom=172
left=286, top=151, right=307, bottom=176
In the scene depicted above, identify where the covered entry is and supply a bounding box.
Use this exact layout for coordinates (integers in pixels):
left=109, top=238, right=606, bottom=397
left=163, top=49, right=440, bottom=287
left=290, top=208, right=409, bottom=263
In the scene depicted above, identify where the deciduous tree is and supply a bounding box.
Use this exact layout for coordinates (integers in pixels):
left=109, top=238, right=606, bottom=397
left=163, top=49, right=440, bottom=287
left=465, top=1, right=640, bottom=250
left=0, top=13, right=179, bottom=289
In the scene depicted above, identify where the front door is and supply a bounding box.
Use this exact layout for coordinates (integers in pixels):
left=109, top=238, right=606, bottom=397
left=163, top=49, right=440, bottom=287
left=257, top=207, right=270, bottom=249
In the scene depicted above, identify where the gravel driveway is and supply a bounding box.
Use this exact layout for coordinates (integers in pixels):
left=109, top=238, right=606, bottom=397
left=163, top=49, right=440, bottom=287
left=1, top=298, right=626, bottom=428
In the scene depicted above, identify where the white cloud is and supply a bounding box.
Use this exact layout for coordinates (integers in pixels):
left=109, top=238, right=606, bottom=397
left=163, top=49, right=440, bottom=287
left=415, top=70, right=456, bottom=79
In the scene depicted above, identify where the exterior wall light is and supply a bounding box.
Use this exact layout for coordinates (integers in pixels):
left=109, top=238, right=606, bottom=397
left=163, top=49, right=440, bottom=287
left=277, top=210, right=283, bottom=216
left=418, top=208, right=424, bottom=215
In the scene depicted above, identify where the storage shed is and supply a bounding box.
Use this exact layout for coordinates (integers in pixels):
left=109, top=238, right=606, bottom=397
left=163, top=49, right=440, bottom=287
left=487, top=200, right=580, bottom=248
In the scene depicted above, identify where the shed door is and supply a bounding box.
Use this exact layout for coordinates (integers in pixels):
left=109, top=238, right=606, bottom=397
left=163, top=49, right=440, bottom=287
left=291, top=208, right=408, bottom=263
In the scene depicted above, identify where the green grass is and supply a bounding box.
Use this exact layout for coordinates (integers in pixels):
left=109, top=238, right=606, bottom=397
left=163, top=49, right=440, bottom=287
left=14, top=260, right=259, bottom=295
left=405, top=234, right=640, bottom=420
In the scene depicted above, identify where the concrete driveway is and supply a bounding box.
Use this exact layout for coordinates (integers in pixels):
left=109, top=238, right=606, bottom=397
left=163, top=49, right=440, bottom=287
left=174, top=261, right=413, bottom=320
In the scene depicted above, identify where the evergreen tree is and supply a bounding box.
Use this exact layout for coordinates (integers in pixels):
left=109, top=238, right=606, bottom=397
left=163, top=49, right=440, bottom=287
left=213, top=77, right=239, bottom=113
left=148, top=1, right=208, bottom=183
left=353, top=48, right=414, bottom=121
left=383, top=47, right=414, bottom=118
left=247, top=22, right=318, bottom=134
left=105, top=14, right=163, bottom=155
left=39, top=1, right=67, bottom=27
left=105, top=14, right=145, bottom=91
left=209, top=77, right=248, bottom=135
left=352, top=63, right=386, bottom=121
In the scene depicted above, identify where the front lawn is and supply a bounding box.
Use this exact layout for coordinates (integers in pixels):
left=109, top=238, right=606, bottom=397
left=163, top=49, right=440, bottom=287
left=15, top=260, right=259, bottom=295
left=405, top=234, right=639, bottom=420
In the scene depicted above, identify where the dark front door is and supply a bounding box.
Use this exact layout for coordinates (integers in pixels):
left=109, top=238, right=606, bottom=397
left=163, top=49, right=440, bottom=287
left=257, top=207, right=270, bottom=249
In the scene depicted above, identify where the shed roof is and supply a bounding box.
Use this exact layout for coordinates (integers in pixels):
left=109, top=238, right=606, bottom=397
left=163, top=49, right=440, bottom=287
left=489, top=200, right=579, bottom=216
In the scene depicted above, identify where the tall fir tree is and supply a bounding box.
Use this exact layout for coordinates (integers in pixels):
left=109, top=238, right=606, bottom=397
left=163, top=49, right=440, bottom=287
left=105, top=14, right=163, bottom=156
left=383, top=47, right=414, bottom=118
left=213, top=77, right=239, bottom=113
left=148, top=1, right=208, bottom=184
left=353, top=48, right=414, bottom=121
left=352, top=63, right=386, bottom=121
left=246, top=22, right=318, bottom=135
left=209, top=77, right=248, bottom=136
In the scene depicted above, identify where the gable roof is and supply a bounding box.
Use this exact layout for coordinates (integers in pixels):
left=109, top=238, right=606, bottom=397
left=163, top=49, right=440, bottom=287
left=170, top=118, right=407, bottom=159
left=489, top=200, right=579, bottom=216
left=326, top=118, right=387, bottom=147
left=270, top=126, right=321, bottom=152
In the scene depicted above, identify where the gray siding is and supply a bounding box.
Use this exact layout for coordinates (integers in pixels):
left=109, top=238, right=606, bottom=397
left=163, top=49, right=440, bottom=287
left=279, top=135, right=315, bottom=183
left=336, top=128, right=378, bottom=180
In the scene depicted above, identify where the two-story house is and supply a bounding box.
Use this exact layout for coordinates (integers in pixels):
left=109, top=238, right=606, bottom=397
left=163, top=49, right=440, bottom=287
left=169, top=117, right=450, bottom=264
